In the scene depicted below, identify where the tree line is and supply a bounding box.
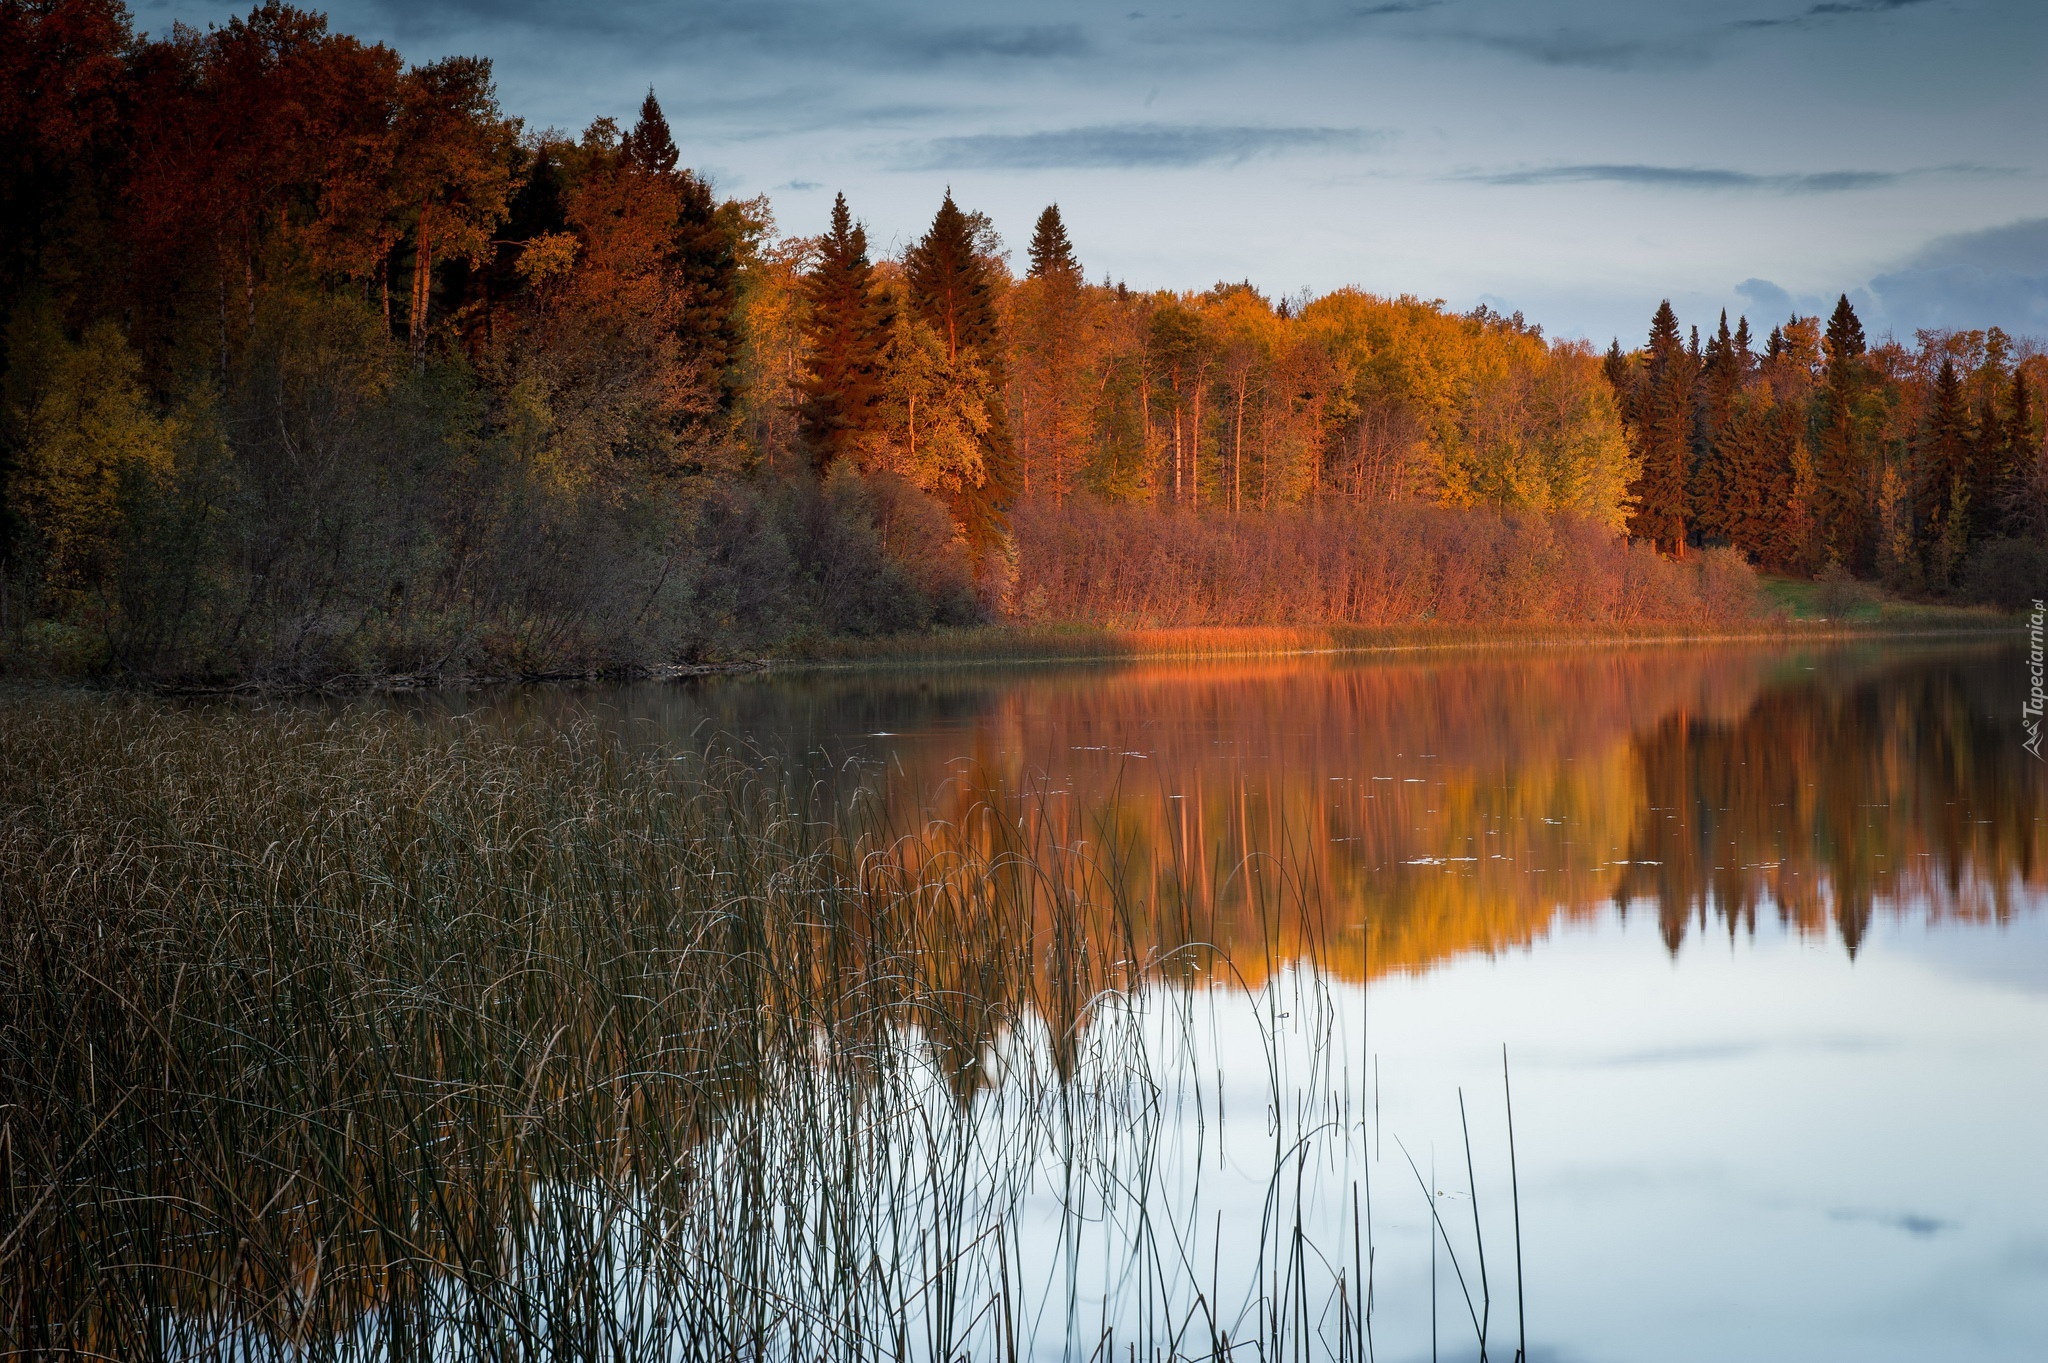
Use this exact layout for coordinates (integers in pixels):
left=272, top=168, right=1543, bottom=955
left=1, top=1, right=2038, bottom=681
left=1608, top=298, right=2046, bottom=605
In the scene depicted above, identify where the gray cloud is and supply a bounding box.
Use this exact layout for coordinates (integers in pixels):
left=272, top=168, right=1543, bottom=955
left=1867, top=266, right=2048, bottom=336
left=359, top=0, right=1090, bottom=69
left=1905, top=216, right=2048, bottom=273
left=1827, top=1206, right=1955, bottom=1238
left=1466, top=163, right=1906, bottom=192
left=1727, top=220, right=2048, bottom=341
left=1735, top=277, right=1795, bottom=317
left=1734, top=0, right=1936, bottom=31
left=902, top=24, right=1087, bottom=61
left=1861, top=216, right=2048, bottom=337
left=1437, top=26, right=1715, bottom=71
left=907, top=123, right=1379, bottom=170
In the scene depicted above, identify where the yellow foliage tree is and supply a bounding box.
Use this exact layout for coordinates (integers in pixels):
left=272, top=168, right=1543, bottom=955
left=857, top=309, right=994, bottom=497
left=8, top=319, right=178, bottom=598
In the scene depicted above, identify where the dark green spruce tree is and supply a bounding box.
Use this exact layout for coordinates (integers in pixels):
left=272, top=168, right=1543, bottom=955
left=1916, top=355, right=1973, bottom=580
left=1603, top=340, right=1634, bottom=425
left=626, top=91, right=742, bottom=434
left=905, top=192, right=1016, bottom=559
left=1691, top=311, right=1744, bottom=544
left=1992, top=368, right=2037, bottom=537
left=799, top=193, right=891, bottom=472
left=1625, top=300, right=1693, bottom=556
left=1814, top=295, right=1869, bottom=569
left=1027, top=203, right=1080, bottom=280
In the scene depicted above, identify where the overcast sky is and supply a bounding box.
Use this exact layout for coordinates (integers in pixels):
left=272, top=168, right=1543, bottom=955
left=139, top=0, right=2048, bottom=346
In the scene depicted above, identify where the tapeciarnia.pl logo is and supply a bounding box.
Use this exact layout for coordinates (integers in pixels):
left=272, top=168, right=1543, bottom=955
left=2027, top=599, right=2045, bottom=761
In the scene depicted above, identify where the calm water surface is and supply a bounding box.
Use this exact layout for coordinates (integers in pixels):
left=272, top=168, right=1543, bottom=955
left=423, top=639, right=2046, bottom=1362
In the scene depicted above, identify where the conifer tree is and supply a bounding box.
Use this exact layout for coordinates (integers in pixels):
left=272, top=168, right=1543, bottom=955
left=1624, top=300, right=1692, bottom=555
left=1602, top=340, right=1633, bottom=424
left=623, top=88, right=678, bottom=175
left=905, top=192, right=1015, bottom=558
left=671, top=168, right=740, bottom=424
left=1718, top=392, right=1806, bottom=572
left=1016, top=203, right=1089, bottom=502
left=1993, top=368, right=2036, bottom=536
left=1916, top=356, right=1971, bottom=575
left=799, top=193, right=891, bottom=471
left=1027, top=204, right=1080, bottom=280
left=1813, top=294, right=1869, bottom=568
left=1692, top=311, right=1742, bottom=543
left=624, top=90, right=741, bottom=434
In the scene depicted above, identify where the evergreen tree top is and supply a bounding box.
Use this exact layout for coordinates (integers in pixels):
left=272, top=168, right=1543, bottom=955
left=1648, top=300, right=1682, bottom=355
left=822, top=192, right=869, bottom=266
left=1027, top=204, right=1080, bottom=279
left=1825, top=294, right=1866, bottom=363
left=906, top=192, right=1002, bottom=365
left=624, top=89, right=678, bottom=176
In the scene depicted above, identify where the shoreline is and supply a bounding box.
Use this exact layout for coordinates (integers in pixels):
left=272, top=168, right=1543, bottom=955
left=775, top=613, right=2021, bottom=672
left=0, top=612, right=2018, bottom=698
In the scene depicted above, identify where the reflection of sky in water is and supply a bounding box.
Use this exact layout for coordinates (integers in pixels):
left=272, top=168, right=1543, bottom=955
left=1330, top=906, right=2048, bottom=1361
left=976, top=903, right=2048, bottom=1361
left=399, top=640, right=2046, bottom=1359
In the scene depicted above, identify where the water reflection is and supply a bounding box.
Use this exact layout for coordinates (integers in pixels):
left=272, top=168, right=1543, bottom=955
left=454, top=640, right=2044, bottom=979
left=20, top=640, right=2043, bottom=1360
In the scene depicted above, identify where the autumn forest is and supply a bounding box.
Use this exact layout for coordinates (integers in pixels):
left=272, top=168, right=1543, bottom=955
left=3, top=0, right=2043, bottom=684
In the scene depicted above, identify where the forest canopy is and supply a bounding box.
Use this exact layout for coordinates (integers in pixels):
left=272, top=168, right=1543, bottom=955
left=1, top=1, right=2041, bottom=683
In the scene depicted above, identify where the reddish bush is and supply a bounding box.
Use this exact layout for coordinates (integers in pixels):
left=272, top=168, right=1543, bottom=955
left=1008, top=499, right=1761, bottom=628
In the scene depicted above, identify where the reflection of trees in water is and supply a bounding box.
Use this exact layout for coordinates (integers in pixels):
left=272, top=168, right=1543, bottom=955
left=12, top=645, right=2037, bottom=1353
left=852, top=644, right=2043, bottom=981
left=1617, top=652, right=2043, bottom=955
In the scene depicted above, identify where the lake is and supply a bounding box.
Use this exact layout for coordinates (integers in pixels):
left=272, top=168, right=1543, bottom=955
left=432, top=638, right=2048, bottom=1361
left=6, top=637, right=2043, bottom=1361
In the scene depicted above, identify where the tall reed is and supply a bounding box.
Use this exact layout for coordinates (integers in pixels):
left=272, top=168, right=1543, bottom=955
left=1, top=693, right=1519, bottom=1360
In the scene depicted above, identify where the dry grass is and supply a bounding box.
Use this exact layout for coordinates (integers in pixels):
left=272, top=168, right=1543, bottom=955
left=0, top=694, right=1494, bottom=1361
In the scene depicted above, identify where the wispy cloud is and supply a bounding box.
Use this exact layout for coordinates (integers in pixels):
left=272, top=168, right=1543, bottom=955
left=1466, top=163, right=1921, bottom=192
left=1735, top=0, right=1936, bottom=31
left=363, top=0, right=1088, bottom=69
left=1827, top=1206, right=1954, bottom=1238
left=1437, top=26, right=1716, bottom=71
left=907, top=123, right=1380, bottom=171
left=903, top=24, right=1088, bottom=61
